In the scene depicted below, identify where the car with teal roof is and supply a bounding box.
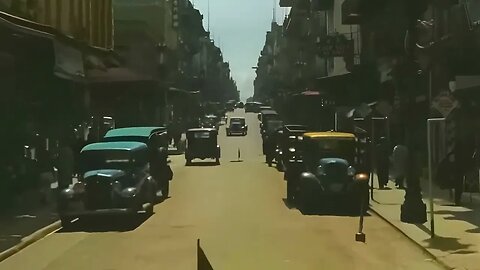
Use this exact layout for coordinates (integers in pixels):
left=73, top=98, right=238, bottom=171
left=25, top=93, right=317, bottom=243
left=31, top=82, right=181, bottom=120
left=57, top=141, right=157, bottom=227
left=103, top=127, right=172, bottom=198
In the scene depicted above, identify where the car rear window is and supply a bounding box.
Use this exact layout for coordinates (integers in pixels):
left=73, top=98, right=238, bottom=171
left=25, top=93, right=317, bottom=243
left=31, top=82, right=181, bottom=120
left=194, top=132, right=210, bottom=139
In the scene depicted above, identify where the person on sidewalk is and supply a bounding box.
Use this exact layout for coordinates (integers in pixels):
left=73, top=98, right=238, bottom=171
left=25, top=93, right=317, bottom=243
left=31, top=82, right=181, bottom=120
left=392, top=144, right=408, bottom=189
left=375, top=137, right=390, bottom=189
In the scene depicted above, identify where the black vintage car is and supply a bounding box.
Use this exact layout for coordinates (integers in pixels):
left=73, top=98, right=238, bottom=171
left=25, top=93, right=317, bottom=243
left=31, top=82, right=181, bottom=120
left=259, top=109, right=280, bottom=135
left=185, top=128, right=221, bottom=165
left=58, top=141, right=157, bottom=227
left=245, top=101, right=263, bottom=113
left=262, top=119, right=284, bottom=166
left=103, top=127, right=173, bottom=198
left=235, top=101, right=244, bottom=109
left=201, top=115, right=220, bottom=130
left=282, top=125, right=309, bottom=201
left=226, top=117, right=247, bottom=136
left=292, top=132, right=369, bottom=214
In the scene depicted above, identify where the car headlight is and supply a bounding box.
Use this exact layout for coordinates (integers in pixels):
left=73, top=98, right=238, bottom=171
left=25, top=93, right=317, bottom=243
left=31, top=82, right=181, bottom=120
left=60, top=188, right=75, bottom=199
left=120, top=187, right=137, bottom=198
left=355, top=173, right=369, bottom=182
left=347, top=166, right=356, bottom=176
left=297, top=136, right=303, bottom=141
left=289, top=147, right=296, bottom=153
left=316, top=165, right=325, bottom=176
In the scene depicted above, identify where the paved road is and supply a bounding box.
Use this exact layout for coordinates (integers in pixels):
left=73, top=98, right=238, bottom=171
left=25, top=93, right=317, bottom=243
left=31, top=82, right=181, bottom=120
left=0, top=110, right=444, bottom=270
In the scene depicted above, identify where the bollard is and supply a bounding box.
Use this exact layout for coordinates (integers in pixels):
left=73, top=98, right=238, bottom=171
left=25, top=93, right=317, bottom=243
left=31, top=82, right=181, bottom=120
left=356, top=185, right=367, bottom=243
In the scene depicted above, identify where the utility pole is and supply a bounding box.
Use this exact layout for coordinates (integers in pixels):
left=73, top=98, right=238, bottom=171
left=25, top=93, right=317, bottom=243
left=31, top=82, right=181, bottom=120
left=400, top=0, right=428, bottom=225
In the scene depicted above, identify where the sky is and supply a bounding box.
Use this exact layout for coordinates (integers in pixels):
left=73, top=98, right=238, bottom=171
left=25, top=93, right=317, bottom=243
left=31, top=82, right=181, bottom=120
left=192, top=0, right=289, bottom=101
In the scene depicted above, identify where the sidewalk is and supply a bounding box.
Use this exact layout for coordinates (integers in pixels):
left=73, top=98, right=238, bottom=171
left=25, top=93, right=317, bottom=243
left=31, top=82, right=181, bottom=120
left=0, top=183, right=59, bottom=253
left=370, top=176, right=480, bottom=270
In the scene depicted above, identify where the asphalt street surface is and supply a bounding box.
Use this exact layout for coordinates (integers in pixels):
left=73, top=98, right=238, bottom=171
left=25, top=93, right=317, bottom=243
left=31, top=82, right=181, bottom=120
left=0, top=109, right=444, bottom=270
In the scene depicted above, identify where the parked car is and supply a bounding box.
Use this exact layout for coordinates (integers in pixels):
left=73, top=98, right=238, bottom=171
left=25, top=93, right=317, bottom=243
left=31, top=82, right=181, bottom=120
left=245, top=101, right=263, bottom=113
left=226, top=118, right=248, bottom=136
left=235, top=101, right=244, bottom=109
left=58, top=141, right=157, bottom=227
left=259, top=110, right=280, bottom=135
left=185, top=128, right=221, bottom=165
left=292, top=132, right=369, bottom=213
left=201, top=115, right=220, bottom=130
left=103, top=127, right=173, bottom=198
left=281, top=125, right=309, bottom=201
left=225, top=100, right=236, bottom=112
left=262, top=119, right=284, bottom=166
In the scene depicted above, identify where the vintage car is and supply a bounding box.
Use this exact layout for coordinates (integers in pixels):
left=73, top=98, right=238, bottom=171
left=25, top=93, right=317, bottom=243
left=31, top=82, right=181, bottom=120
left=58, top=141, right=157, bottom=227
left=235, top=101, right=244, bottom=109
left=262, top=119, right=284, bottom=165
left=226, top=117, right=247, bottom=136
left=282, top=125, right=309, bottom=201
left=245, top=101, right=263, bottom=113
left=201, top=115, right=220, bottom=130
left=103, top=127, right=173, bottom=198
left=185, top=128, right=221, bottom=165
left=292, top=132, right=369, bottom=213
left=259, top=109, right=280, bottom=134
left=225, top=100, right=236, bottom=112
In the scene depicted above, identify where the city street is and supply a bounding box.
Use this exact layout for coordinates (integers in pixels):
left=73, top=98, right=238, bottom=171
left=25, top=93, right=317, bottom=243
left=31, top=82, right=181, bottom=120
left=0, top=110, right=444, bottom=270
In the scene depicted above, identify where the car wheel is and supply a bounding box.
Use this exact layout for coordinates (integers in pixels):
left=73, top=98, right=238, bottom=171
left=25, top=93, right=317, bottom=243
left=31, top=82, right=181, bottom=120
left=297, top=185, right=315, bottom=214
left=162, top=181, right=170, bottom=199
left=215, top=158, right=220, bottom=165
left=286, top=180, right=295, bottom=203
left=186, top=159, right=192, bottom=166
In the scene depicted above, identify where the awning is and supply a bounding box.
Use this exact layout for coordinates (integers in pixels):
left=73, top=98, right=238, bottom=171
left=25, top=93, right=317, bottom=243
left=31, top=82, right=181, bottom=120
left=316, top=71, right=352, bottom=84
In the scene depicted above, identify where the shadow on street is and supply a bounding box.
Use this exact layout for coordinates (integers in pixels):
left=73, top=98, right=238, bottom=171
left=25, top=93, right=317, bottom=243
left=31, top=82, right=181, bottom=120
left=57, top=214, right=151, bottom=233
left=422, top=235, right=475, bottom=254
left=281, top=198, right=370, bottom=217
left=186, top=161, right=220, bottom=167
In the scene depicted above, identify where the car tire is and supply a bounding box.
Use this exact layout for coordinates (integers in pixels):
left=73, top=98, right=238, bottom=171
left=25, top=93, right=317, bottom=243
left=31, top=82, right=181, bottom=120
left=297, top=185, right=315, bottom=214
left=186, top=159, right=192, bottom=166
left=215, top=158, right=220, bottom=165
left=162, top=181, right=170, bottom=199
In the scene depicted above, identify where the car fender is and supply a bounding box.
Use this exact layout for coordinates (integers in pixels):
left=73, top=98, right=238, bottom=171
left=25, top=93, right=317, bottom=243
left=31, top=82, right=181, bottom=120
left=299, top=172, right=322, bottom=189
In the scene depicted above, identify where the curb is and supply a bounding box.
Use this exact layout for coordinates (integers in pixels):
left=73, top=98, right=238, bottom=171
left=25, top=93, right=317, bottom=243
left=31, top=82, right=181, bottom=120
left=368, top=206, right=453, bottom=270
left=0, top=220, right=61, bottom=263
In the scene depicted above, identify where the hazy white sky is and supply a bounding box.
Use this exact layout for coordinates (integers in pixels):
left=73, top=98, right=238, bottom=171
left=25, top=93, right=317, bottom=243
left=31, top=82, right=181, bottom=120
left=192, top=0, right=289, bottom=101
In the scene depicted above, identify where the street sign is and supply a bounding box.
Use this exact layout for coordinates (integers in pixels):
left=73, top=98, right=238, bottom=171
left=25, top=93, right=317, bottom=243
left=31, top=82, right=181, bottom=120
left=431, top=91, right=458, bottom=117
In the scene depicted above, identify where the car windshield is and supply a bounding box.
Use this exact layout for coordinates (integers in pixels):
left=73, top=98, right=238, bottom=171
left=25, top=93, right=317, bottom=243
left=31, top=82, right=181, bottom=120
left=312, top=138, right=355, bottom=162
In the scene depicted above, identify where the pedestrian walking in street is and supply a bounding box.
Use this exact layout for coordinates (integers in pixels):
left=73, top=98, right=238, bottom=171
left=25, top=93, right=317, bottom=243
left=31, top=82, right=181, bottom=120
left=375, top=137, right=390, bottom=189
left=392, top=144, right=408, bottom=189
